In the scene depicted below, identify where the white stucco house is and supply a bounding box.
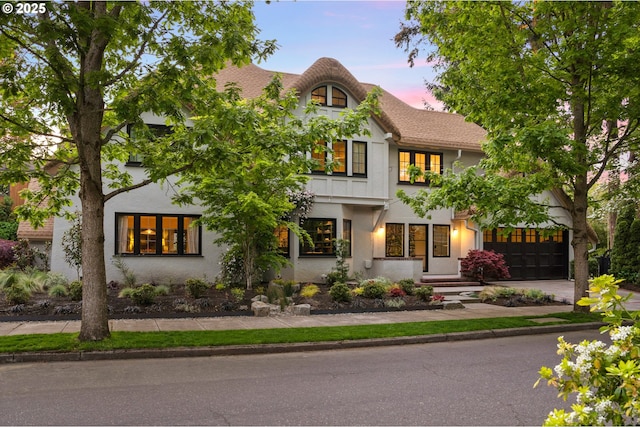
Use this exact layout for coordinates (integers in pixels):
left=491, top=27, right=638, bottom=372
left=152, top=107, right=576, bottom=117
left=37, top=57, right=577, bottom=285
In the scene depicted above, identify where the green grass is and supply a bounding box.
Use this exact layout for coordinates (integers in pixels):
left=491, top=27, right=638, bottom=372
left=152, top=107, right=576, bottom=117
left=0, top=311, right=602, bottom=354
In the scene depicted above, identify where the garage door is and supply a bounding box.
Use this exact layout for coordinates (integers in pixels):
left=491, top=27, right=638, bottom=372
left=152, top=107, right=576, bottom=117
left=482, top=228, right=569, bottom=280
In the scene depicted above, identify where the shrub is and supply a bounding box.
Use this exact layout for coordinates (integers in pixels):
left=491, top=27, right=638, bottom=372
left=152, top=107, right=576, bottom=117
left=329, top=282, right=352, bottom=303
left=3, top=283, right=31, bottom=304
left=0, top=239, right=17, bottom=269
left=537, top=275, right=640, bottom=425
left=397, top=278, right=416, bottom=296
left=325, top=271, right=343, bottom=287
left=430, top=294, right=445, bottom=304
left=384, top=298, right=406, bottom=309
left=118, top=283, right=159, bottom=306
left=387, top=284, right=406, bottom=298
left=360, top=278, right=388, bottom=299
left=415, top=286, right=433, bottom=302
left=300, top=284, right=319, bottom=298
left=155, top=284, right=170, bottom=296
left=460, top=249, right=511, bottom=282
left=230, top=287, right=245, bottom=303
left=44, top=273, right=69, bottom=290
left=68, top=280, right=82, bottom=301
left=351, top=286, right=364, bottom=296
left=0, top=221, right=18, bottom=241
left=185, top=278, right=211, bottom=299
left=48, top=284, right=69, bottom=297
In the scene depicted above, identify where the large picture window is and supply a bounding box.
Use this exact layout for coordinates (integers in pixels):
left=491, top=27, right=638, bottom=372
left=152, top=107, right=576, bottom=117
left=275, top=225, right=290, bottom=257
left=398, top=150, right=443, bottom=184
left=385, top=223, right=404, bottom=257
left=301, top=218, right=336, bottom=256
left=433, top=225, right=450, bottom=257
left=116, top=213, right=201, bottom=256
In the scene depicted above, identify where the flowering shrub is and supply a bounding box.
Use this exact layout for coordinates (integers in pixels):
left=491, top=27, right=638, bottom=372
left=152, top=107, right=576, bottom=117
left=430, top=294, right=445, bottom=304
left=460, top=249, right=510, bottom=282
left=285, top=189, right=315, bottom=223
left=536, top=275, right=640, bottom=426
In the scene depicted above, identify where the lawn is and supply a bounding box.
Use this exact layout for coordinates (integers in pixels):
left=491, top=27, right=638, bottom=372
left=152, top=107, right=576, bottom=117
left=0, top=311, right=601, bottom=354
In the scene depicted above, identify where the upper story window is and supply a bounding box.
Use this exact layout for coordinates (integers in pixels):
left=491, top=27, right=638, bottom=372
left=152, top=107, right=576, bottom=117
left=126, top=124, right=172, bottom=166
left=398, top=150, right=443, bottom=185
left=116, top=213, right=201, bottom=256
left=311, top=140, right=364, bottom=177
left=311, top=85, right=348, bottom=108
left=352, top=141, right=367, bottom=176
left=311, top=141, right=327, bottom=173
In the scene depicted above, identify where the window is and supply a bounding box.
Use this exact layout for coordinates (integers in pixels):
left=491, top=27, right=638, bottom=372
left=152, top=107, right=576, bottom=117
left=275, top=225, right=290, bottom=257
left=332, top=87, right=347, bottom=108
left=409, top=224, right=428, bottom=271
left=311, top=86, right=327, bottom=105
left=398, top=150, right=443, bottom=184
left=525, top=229, right=537, bottom=243
left=116, top=213, right=201, bottom=256
left=352, top=141, right=367, bottom=176
left=342, top=219, right=352, bottom=257
left=311, top=141, right=327, bottom=173
left=483, top=229, right=493, bottom=243
left=126, top=124, right=171, bottom=166
left=301, top=219, right=336, bottom=256
left=385, top=223, right=404, bottom=257
left=496, top=228, right=509, bottom=243
left=332, top=140, right=346, bottom=174
left=433, top=225, right=450, bottom=257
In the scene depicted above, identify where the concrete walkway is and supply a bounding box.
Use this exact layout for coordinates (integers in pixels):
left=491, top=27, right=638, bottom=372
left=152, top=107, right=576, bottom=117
left=2, top=279, right=631, bottom=337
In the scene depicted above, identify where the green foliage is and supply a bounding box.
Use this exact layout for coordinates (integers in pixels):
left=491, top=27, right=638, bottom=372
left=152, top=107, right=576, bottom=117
left=44, top=273, right=69, bottom=290
left=300, top=284, right=319, bottom=298
left=3, top=283, right=31, bottom=305
left=68, top=281, right=82, bottom=301
left=273, top=279, right=296, bottom=298
left=112, top=257, right=136, bottom=288
left=119, top=284, right=162, bottom=306
left=329, top=239, right=351, bottom=284
left=360, top=277, right=391, bottom=299
left=184, top=278, right=211, bottom=299
left=230, top=287, right=245, bottom=303
left=329, top=282, right=352, bottom=303
left=397, top=279, right=416, bottom=296
left=610, top=203, right=640, bottom=284
left=537, top=275, right=640, bottom=425
left=0, top=221, right=18, bottom=241
left=61, top=212, right=82, bottom=280
left=0, top=269, right=47, bottom=293
left=48, top=284, right=69, bottom=298
left=11, top=240, right=41, bottom=271
left=384, top=298, right=406, bottom=309
left=396, top=1, right=640, bottom=305
left=415, top=286, right=434, bottom=302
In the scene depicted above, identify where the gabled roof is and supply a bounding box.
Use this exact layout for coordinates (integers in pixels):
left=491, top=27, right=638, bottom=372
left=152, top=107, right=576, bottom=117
left=214, top=57, right=486, bottom=152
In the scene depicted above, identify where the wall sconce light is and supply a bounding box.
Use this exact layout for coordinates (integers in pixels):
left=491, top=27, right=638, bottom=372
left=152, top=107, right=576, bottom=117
left=452, top=227, right=459, bottom=237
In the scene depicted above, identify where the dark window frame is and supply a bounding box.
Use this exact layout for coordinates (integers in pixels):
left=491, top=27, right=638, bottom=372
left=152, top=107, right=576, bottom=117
left=331, top=140, right=347, bottom=176
left=342, top=219, right=352, bottom=258
left=311, top=86, right=328, bottom=106
left=352, top=141, right=367, bottom=177
left=115, top=212, right=202, bottom=256
left=331, top=87, right=348, bottom=108
left=409, top=223, right=429, bottom=272
left=385, top=223, right=405, bottom=257
left=433, top=224, right=450, bottom=258
left=300, top=218, right=337, bottom=257
left=126, top=124, right=172, bottom=167
left=398, top=149, right=444, bottom=185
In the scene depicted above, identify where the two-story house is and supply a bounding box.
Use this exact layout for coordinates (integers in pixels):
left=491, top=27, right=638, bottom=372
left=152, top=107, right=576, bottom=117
left=46, top=57, right=574, bottom=284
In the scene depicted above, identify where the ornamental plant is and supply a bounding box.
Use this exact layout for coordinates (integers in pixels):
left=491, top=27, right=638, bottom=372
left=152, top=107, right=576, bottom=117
left=460, top=249, right=510, bottom=282
left=329, top=282, right=352, bottom=303
left=388, top=284, right=406, bottom=298
left=536, top=275, right=640, bottom=426
left=300, top=284, right=319, bottom=298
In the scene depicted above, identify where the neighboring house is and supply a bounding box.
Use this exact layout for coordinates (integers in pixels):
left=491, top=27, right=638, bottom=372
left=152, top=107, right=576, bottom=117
left=48, top=57, right=576, bottom=284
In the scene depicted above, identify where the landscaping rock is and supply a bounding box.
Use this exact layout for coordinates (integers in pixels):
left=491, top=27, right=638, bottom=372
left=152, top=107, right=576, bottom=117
left=251, top=295, right=269, bottom=303
left=443, top=300, right=465, bottom=310
left=251, top=301, right=271, bottom=317
left=293, top=304, right=311, bottom=316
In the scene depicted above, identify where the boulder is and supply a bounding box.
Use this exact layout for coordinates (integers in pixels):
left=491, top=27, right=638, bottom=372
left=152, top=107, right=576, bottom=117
left=251, top=295, right=269, bottom=303
left=251, top=301, right=271, bottom=317
left=292, top=304, right=311, bottom=316
left=443, top=300, right=465, bottom=310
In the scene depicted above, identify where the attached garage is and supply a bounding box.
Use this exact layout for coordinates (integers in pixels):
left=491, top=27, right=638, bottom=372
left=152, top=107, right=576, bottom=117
left=482, top=228, right=569, bottom=280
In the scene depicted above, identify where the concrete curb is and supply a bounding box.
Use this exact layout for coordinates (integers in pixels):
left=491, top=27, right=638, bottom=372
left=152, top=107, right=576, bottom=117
left=0, top=322, right=604, bottom=364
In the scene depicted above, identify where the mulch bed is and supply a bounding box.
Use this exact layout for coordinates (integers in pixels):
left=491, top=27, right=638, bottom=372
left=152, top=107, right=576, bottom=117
left=0, top=282, right=567, bottom=322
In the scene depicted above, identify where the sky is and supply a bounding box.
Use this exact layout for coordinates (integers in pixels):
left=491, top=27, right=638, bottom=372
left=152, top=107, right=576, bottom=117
left=252, top=1, right=441, bottom=110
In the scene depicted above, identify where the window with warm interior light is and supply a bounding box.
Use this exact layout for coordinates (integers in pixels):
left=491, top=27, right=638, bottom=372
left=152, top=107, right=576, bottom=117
left=385, top=223, right=404, bottom=257
left=398, top=150, right=443, bottom=184
left=433, top=225, right=450, bottom=257
left=116, top=213, right=200, bottom=256
left=300, top=218, right=336, bottom=256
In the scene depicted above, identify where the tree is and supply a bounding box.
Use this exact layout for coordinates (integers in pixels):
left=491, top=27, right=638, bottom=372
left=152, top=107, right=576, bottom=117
left=610, top=202, right=640, bottom=283
left=0, top=2, right=275, bottom=340
left=396, top=1, right=640, bottom=311
left=173, top=77, right=380, bottom=289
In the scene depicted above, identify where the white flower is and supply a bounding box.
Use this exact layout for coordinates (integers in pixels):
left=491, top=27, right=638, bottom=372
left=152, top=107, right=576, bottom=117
left=610, top=326, right=634, bottom=342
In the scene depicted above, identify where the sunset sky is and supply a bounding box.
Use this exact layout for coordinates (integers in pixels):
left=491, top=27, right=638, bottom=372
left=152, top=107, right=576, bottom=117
left=252, top=1, right=441, bottom=110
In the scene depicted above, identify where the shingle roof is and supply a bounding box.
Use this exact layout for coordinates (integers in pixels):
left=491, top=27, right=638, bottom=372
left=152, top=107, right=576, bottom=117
left=214, top=57, right=486, bottom=152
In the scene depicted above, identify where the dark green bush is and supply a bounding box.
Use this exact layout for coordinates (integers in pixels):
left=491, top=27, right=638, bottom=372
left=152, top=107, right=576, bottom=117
left=68, top=280, right=83, bottom=301
left=397, top=278, right=416, bottom=296
left=120, top=283, right=158, bottom=306
left=415, top=286, right=434, bottom=302
left=329, top=282, right=352, bottom=303
left=361, top=281, right=386, bottom=299
left=185, top=278, right=210, bottom=299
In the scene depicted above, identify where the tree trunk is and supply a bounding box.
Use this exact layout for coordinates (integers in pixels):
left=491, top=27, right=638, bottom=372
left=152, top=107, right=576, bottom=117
left=572, top=177, right=591, bottom=313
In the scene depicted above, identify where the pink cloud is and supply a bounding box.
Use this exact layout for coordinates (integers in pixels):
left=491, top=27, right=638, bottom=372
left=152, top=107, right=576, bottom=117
left=392, top=88, right=444, bottom=111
